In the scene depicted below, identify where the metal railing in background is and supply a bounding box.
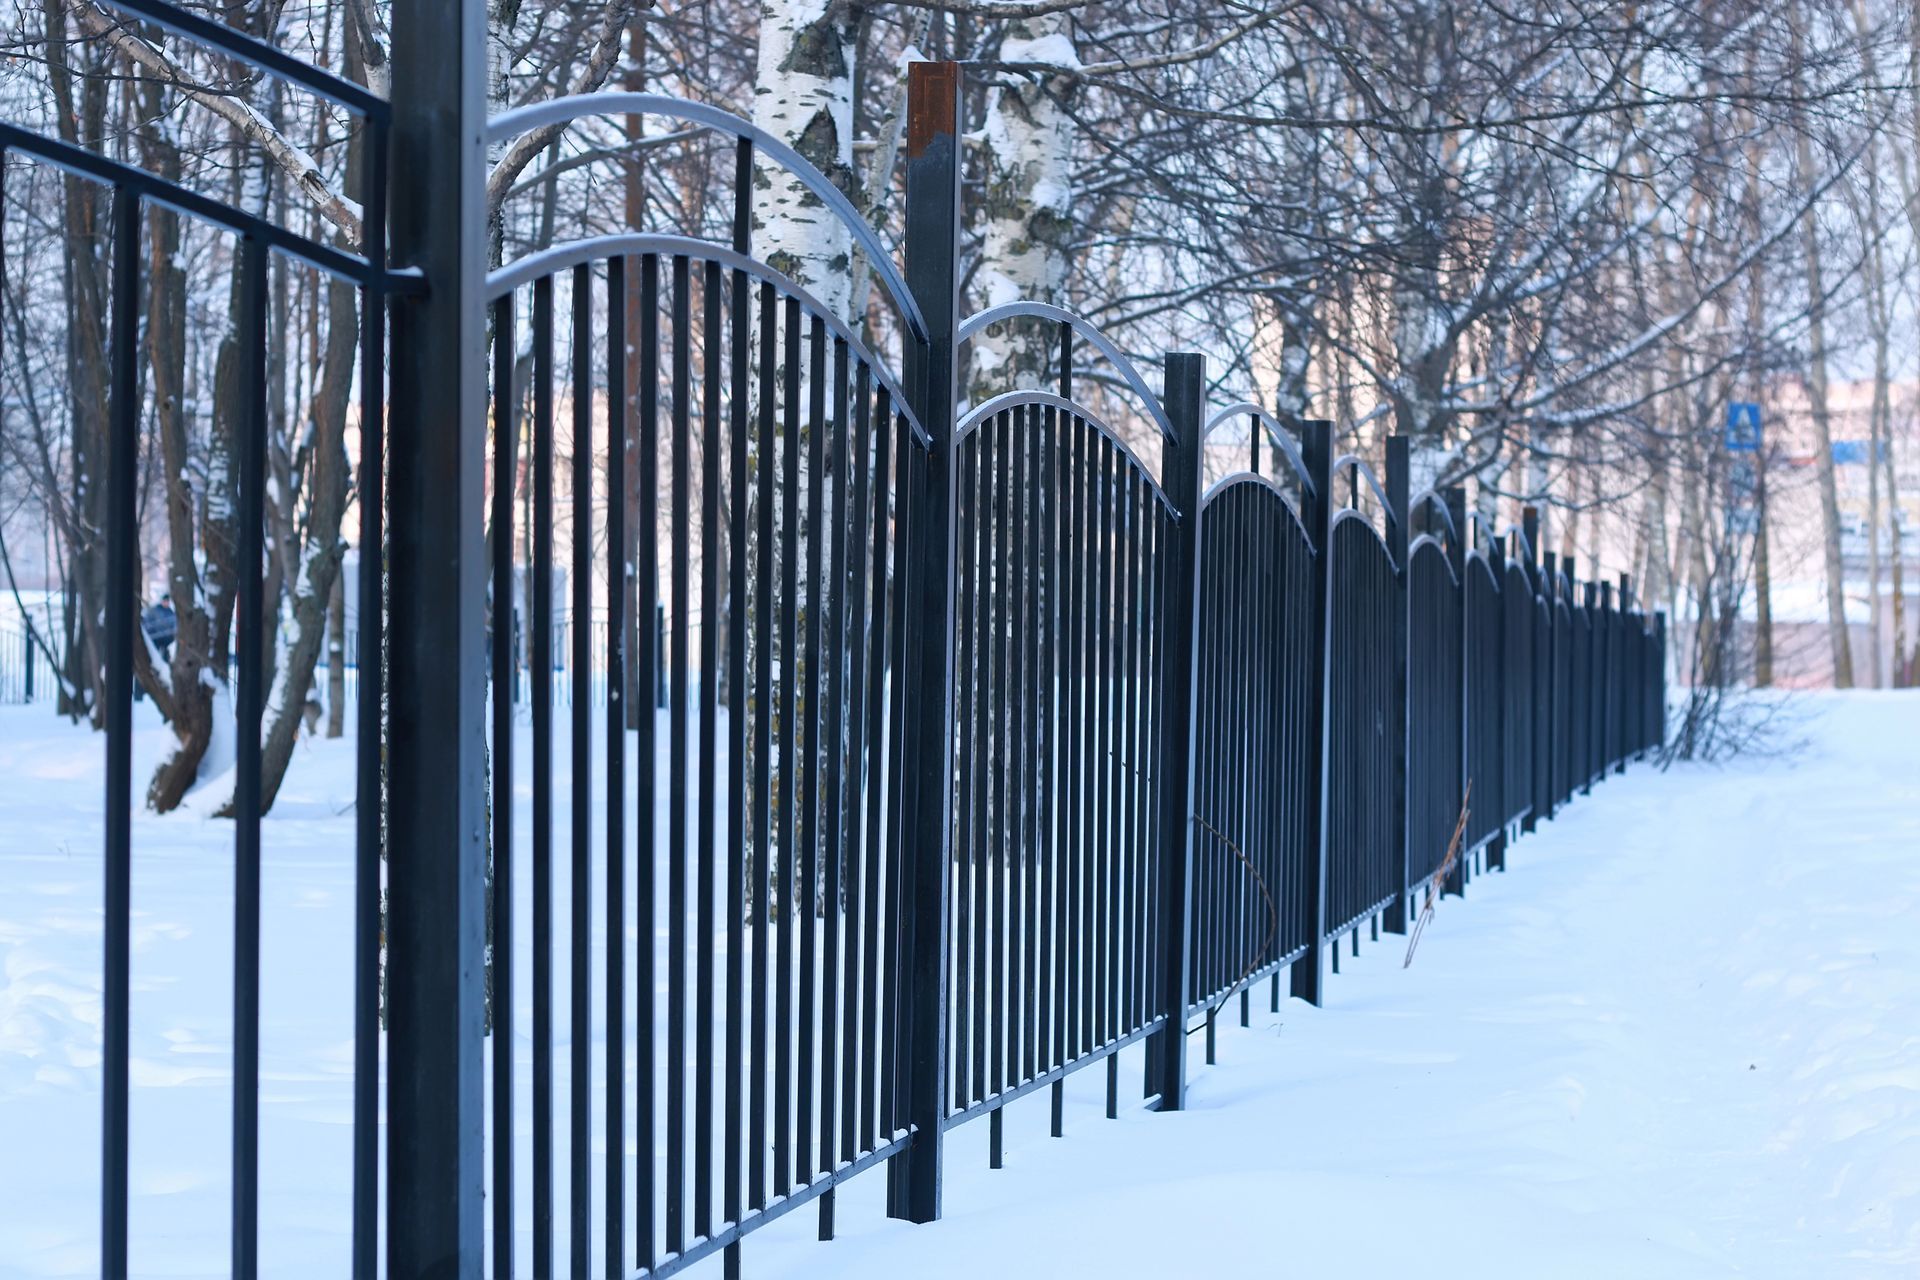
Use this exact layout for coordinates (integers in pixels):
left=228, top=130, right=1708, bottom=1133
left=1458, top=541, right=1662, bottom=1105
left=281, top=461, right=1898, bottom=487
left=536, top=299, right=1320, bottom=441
left=0, top=627, right=55, bottom=705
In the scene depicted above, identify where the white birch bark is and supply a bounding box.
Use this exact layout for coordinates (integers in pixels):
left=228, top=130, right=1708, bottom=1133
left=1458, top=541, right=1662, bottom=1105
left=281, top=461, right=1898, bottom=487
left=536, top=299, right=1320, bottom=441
left=750, top=0, right=858, bottom=321
left=970, top=16, right=1078, bottom=403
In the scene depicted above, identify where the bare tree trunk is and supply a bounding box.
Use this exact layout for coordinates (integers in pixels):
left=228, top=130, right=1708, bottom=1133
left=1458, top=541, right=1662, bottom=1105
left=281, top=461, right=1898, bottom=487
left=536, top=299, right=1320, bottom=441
left=1790, top=12, right=1853, bottom=688
left=328, top=563, right=346, bottom=737
left=140, top=86, right=219, bottom=809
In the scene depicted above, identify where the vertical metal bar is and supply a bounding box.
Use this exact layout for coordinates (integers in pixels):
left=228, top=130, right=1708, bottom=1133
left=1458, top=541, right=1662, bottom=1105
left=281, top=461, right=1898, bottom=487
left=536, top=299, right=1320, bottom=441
left=798, top=315, right=827, bottom=1183
left=858, top=386, right=893, bottom=1152
left=354, top=118, right=389, bottom=1280
left=748, top=279, right=776, bottom=1212
left=1290, top=421, right=1333, bottom=1007
left=775, top=294, right=801, bottom=1200
left=696, top=258, right=722, bottom=1241
left=819, top=334, right=851, bottom=1232
left=636, top=255, right=661, bottom=1271
left=889, top=60, right=961, bottom=1223
left=953, top=427, right=978, bottom=1111
left=839, top=361, right=873, bottom=1162
left=604, top=254, right=628, bottom=1280
left=1444, top=487, right=1469, bottom=897
left=1041, top=405, right=1064, bottom=1133
left=102, top=185, right=139, bottom=1280
left=667, top=254, right=692, bottom=1253
left=530, top=276, right=556, bottom=1277
left=385, top=0, right=488, bottom=1260
left=230, top=234, right=268, bottom=1280
left=964, top=423, right=988, bottom=1107
left=1145, top=354, right=1204, bottom=1109
left=570, top=262, right=596, bottom=1280
left=1021, top=402, right=1036, bottom=1082
left=490, top=292, right=517, bottom=1280
left=1382, top=439, right=1411, bottom=934
left=1013, top=410, right=1029, bottom=1105
left=724, top=146, right=752, bottom=1270
left=993, top=410, right=1013, bottom=1105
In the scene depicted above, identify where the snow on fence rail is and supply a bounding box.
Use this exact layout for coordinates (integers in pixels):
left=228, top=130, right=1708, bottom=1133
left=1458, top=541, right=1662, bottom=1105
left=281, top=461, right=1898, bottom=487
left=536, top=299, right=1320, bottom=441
left=3, top=18, right=1670, bottom=1279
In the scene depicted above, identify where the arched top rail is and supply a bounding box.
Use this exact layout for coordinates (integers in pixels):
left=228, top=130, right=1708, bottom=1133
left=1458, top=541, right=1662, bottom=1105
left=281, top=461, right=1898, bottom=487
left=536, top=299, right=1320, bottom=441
left=487, top=92, right=926, bottom=343
left=1330, top=455, right=1397, bottom=532
left=1201, top=402, right=1315, bottom=495
left=0, top=122, right=398, bottom=288
left=1330, top=508, right=1397, bottom=570
left=1200, top=472, right=1312, bottom=549
left=488, top=232, right=929, bottom=448
left=959, top=390, right=1176, bottom=518
left=1407, top=532, right=1459, bottom=583
left=104, top=0, right=387, bottom=117
left=1407, top=487, right=1457, bottom=542
left=957, top=301, right=1175, bottom=442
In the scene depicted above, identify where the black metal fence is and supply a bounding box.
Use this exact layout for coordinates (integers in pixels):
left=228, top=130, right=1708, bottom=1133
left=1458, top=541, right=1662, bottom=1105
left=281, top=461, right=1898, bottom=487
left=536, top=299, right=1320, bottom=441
left=7, top=19, right=1670, bottom=1279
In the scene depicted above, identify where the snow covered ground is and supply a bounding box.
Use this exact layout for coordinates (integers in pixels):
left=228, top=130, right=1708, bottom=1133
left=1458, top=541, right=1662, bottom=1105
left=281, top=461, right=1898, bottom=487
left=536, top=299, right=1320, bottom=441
left=1, top=692, right=1916, bottom=1277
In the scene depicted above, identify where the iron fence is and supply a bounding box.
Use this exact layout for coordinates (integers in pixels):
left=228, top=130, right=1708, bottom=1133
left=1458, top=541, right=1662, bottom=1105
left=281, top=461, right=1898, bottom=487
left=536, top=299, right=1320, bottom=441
left=4, top=19, right=1671, bottom=1279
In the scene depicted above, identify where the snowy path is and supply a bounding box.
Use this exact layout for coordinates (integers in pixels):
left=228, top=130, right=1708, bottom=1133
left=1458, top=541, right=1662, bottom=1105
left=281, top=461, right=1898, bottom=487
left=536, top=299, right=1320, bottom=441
left=747, top=694, right=1920, bottom=1278
left=1, top=694, right=1916, bottom=1277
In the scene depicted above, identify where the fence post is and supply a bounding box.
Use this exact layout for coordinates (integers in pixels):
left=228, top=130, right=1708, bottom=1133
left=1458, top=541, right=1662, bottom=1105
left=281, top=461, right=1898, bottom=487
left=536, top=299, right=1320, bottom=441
left=1290, top=420, right=1334, bottom=1007
left=1145, top=352, right=1205, bottom=1111
left=1541, top=550, right=1558, bottom=820
left=384, top=0, right=488, bottom=1268
left=1443, top=486, right=1467, bottom=897
left=1581, top=578, right=1598, bottom=794
left=1616, top=573, right=1632, bottom=773
left=1653, top=610, right=1667, bottom=754
left=1486, top=525, right=1508, bottom=872
left=1382, top=437, right=1411, bottom=934
left=888, top=59, right=961, bottom=1225
left=22, top=628, right=33, bottom=703
left=1521, top=507, right=1541, bottom=833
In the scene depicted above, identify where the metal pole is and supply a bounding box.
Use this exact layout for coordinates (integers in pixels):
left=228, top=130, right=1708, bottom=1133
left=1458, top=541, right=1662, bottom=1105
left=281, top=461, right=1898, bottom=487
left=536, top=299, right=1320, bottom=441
left=1486, top=525, right=1508, bottom=872
left=1290, top=420, right=1333, bottom=1007
left=1521, top=507, right=1541, bottom=833
left=1617, top=573, right=1632, bottom=773
left=1443, top=486, right=1467, bottom=897
left=1146, top=352, right=1205, bottom=1110
left=385, top=0, right=488, bottom=1268
left=888, top=59, right=961, bottom=1225
left=1382, top=437, right=1411, bottom=934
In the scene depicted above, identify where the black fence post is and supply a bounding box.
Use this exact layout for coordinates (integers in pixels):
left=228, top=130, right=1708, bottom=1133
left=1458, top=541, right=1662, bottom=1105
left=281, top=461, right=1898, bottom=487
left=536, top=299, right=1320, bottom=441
left=888, top=59, right=961, bottom=1225
left=1597, top=580, right=1612, bottom=776
left=21, top=628, right=33, bottom=703
left=1521, top=507, right=1541, bottom=833
left=1616, top=573, right=1632, bottom=773
left=385, top=0, right=488, bottom=1269
left=1486, top=524, right=1508, bottom=872
left=1146, top=352, right=1205, bottom=1111
left=1541, top=550, right=1558, bottom=820
left=1582, top=578, right=1598, bottom=794
left=1382, top=437, right=1411, bottom=935
left=1653, top=610, right=1668, bottom=754
left=1443, top=486, right=1467, bottom=897
left=1290, top=420, right=1334, bottom=1007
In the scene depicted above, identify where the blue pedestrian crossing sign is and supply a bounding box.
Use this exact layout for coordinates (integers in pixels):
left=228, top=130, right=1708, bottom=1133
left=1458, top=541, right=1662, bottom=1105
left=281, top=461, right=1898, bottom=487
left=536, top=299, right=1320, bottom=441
left=1726, top=402, right=1762, bottom=452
